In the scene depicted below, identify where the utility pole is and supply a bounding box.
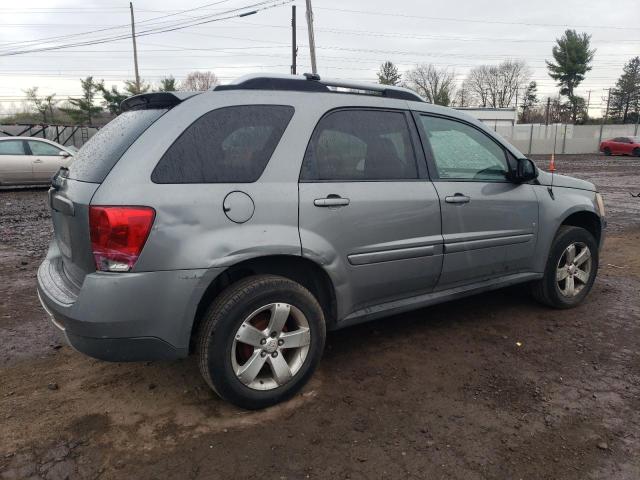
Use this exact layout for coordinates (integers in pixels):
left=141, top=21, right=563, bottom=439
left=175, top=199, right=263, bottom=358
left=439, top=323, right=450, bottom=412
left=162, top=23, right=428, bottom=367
left=604, top=87, right=611, bottom=120
left=305, top=0, right=317, bottom=74
left=598, top=88, right=611, bottom=146
left=544, top=97, right=551, bottom=126
left=291, top=5, right=297, bottom=75
left=130, top=2, right=141, bottom=93
left=586, top=90, right=592, bottom=117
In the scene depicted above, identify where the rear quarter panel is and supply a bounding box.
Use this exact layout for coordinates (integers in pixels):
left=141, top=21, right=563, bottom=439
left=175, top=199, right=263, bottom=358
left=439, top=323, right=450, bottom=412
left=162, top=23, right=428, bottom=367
left=92, top=91, right=315, bottom=272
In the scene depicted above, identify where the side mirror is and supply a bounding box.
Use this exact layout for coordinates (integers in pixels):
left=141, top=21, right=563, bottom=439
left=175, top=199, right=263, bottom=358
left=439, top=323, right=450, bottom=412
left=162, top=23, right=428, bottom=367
left=58, top=150, right=71, bottom=158
left=510, top=158, right=538, bottom=183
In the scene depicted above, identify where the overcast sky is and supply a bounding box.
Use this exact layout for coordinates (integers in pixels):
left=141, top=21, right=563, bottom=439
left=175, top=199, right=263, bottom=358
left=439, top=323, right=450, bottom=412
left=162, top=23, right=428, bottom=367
left=1, top=0, right=638, bottom=116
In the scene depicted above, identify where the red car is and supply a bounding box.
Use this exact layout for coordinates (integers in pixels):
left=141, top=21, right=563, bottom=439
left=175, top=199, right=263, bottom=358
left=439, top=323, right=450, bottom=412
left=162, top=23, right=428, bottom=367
left=599, top=136, right=640, bottom=156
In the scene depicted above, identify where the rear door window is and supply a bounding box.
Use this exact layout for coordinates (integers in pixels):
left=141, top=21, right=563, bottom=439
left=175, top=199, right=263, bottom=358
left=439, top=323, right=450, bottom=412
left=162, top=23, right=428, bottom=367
left=28, top=140, right=62, bottom=156
left=152, top=105, right=294, bottom=183
left=67, top=109, right=167, bottom=183
left=300, top=109, right=418, bottom=181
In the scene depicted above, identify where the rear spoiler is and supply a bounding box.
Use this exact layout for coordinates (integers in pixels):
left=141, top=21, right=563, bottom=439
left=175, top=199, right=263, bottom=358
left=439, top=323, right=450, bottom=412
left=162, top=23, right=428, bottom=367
left=120, top=91, right=201, bottom=112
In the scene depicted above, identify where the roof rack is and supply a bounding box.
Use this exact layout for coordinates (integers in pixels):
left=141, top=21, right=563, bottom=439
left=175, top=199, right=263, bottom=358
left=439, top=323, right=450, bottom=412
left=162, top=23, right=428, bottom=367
left=213, top=73, right=425, bottom=102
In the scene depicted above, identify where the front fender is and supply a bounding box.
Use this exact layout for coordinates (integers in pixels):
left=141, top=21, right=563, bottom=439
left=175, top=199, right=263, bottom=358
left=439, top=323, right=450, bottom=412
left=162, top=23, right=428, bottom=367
left=532, top=185, right=603, bottom=273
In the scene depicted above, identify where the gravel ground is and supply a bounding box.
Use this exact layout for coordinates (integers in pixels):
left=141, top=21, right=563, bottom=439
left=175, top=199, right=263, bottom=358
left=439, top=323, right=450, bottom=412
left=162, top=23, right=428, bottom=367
left=1, top=154, right=639, bottom=479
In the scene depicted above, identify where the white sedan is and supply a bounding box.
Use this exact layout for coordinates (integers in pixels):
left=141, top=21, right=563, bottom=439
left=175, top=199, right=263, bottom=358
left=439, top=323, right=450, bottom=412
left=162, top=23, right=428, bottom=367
left=0, top=137, right=75, bottom=186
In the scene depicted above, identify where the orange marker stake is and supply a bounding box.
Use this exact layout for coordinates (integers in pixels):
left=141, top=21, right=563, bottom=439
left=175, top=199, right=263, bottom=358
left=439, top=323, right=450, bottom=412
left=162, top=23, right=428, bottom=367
left=549, top=153, right=556, bottom=172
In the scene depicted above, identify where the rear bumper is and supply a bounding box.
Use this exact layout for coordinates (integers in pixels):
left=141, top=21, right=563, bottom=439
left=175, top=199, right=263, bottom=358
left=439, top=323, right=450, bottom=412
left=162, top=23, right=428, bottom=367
left=37, top=241, right=221, bottom=362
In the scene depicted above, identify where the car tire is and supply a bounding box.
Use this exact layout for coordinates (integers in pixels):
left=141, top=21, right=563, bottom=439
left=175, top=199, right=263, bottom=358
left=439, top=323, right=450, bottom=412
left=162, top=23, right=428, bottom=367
left=197, top=274, right=326, bottom=410
left=603, top=147, right=611, bottom=156
left=633, top=147, right=640, bottom=157
left=530, top=226, right=599, bottom=309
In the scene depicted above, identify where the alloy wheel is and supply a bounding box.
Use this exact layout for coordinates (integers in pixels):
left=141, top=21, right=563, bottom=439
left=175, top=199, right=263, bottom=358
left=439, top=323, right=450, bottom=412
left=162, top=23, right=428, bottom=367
left=556, top=242, right=592, bottom=298
left=231, top=303, right=311, bottom=391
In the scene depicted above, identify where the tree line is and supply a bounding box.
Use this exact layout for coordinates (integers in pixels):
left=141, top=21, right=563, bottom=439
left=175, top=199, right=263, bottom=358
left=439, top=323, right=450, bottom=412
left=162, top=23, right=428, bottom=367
left=8, top=71, right=219, bottom=126
left=377, top=29, right=640, bottom=125
left=6, top=29, right=640, bottom=127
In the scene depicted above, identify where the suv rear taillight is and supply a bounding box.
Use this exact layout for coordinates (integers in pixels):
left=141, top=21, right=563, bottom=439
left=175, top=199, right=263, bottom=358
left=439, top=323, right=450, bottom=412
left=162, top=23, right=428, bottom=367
left=89, top=206, right=155, bottom=272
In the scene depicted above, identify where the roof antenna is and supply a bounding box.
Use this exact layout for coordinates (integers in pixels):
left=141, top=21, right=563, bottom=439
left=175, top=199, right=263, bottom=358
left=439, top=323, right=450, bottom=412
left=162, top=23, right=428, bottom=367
left=548, top=123, right=558, bottom=200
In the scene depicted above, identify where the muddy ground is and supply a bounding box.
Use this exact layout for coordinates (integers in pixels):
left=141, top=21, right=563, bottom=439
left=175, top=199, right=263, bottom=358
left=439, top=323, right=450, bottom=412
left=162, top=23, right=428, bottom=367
left=1, top=154, right=639, bottom=479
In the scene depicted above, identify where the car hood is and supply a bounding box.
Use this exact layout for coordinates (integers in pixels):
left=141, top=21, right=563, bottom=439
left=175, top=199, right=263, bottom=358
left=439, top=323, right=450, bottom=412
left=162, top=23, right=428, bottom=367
left=536, top=170, right=596, bottom=192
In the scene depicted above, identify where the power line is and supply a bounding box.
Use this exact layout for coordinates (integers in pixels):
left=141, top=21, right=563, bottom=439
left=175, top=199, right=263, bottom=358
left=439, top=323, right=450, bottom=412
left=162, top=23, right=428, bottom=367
left=310, top=45, right=630, bottom=59
left=225, top=20, right=640, bottom=44
left=0, top=1, right=238, bottom=50
left=315, top=7, right=640, bottom=31
left=0, top=0, right=288, bottom=55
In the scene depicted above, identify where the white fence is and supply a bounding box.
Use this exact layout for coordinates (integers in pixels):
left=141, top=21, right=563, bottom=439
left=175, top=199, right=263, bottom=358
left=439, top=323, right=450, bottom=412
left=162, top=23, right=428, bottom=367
left=488, top=123, right=640, bottom=155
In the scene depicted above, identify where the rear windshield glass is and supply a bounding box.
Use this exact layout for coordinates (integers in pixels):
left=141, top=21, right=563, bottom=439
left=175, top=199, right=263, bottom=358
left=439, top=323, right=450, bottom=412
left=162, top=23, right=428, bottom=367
left=67, top=109, right=166, bottom=183
left=151, top=105, right=294, bottom=184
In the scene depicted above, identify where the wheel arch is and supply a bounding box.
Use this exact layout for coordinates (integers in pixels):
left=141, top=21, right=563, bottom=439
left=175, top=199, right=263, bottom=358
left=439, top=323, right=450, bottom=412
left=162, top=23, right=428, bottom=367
left=189, top=255, right=337, bottom=352
left=559, top=209, right=602, bottom=246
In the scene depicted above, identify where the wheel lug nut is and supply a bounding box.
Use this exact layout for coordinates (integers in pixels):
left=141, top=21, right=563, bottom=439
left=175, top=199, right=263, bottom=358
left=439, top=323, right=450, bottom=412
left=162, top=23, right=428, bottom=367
left=271, top=352, right=278, bottom=358
left=278, top=339, right=284, bottom=346
left=260, top=338, right=266, bottom=345
left=270, top=332, right=277, bottom=338
left=260, top=351, right=267, bottom=357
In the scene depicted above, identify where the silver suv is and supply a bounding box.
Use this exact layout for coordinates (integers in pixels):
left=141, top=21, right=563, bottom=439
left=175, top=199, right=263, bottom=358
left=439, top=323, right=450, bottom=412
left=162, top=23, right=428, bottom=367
left=37, top=74, right=605, bottom=409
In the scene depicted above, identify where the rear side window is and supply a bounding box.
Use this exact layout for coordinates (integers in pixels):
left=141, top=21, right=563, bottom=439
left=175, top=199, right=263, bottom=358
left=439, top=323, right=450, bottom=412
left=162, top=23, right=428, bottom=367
left=68, top=109, right=167, bottom=183
left=0, top=140, right=25, bottom=155
left=300, top=109, right=418, bottom=181
left=152, top=105, right=294, bottom=183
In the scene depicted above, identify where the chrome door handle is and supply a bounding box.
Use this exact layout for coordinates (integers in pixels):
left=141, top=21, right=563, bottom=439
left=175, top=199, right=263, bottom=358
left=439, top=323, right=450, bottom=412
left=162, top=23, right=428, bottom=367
left=33, top=159, right=43, bottom=163
left=445, top=194, right=470, bottom=204
left=314, top=196, right=350, bottom=207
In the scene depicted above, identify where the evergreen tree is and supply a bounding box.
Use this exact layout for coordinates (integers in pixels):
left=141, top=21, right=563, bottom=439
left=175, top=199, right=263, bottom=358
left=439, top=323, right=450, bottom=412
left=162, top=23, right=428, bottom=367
left=377, top=61, right=402, bottom=86
left=124, top=79, right=151, bottom=95
left=97, top=83, right=128, bottom=115
left=158, top=76, right=177, bottom=92
left=546, top=29, right=595, bottom=124
left=520, top=81, right=538, bottom=123
left=609, top=57, right=640, bottom=123
left=60, top=76, right=102, bottom=125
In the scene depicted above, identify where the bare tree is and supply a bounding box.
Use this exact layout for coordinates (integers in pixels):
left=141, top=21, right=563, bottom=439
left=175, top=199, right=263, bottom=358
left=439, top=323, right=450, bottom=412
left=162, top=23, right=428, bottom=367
left=181, top=71, right=219, bottom=91
left=466, top=65, right=491, bottom=107
left=405, top=64, right=456, bottom=106
left=453, top=79, right=473, bottom=107
left=466, top=60, right=530, bottom=108
left=548, top=95, right=572, bottom=123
